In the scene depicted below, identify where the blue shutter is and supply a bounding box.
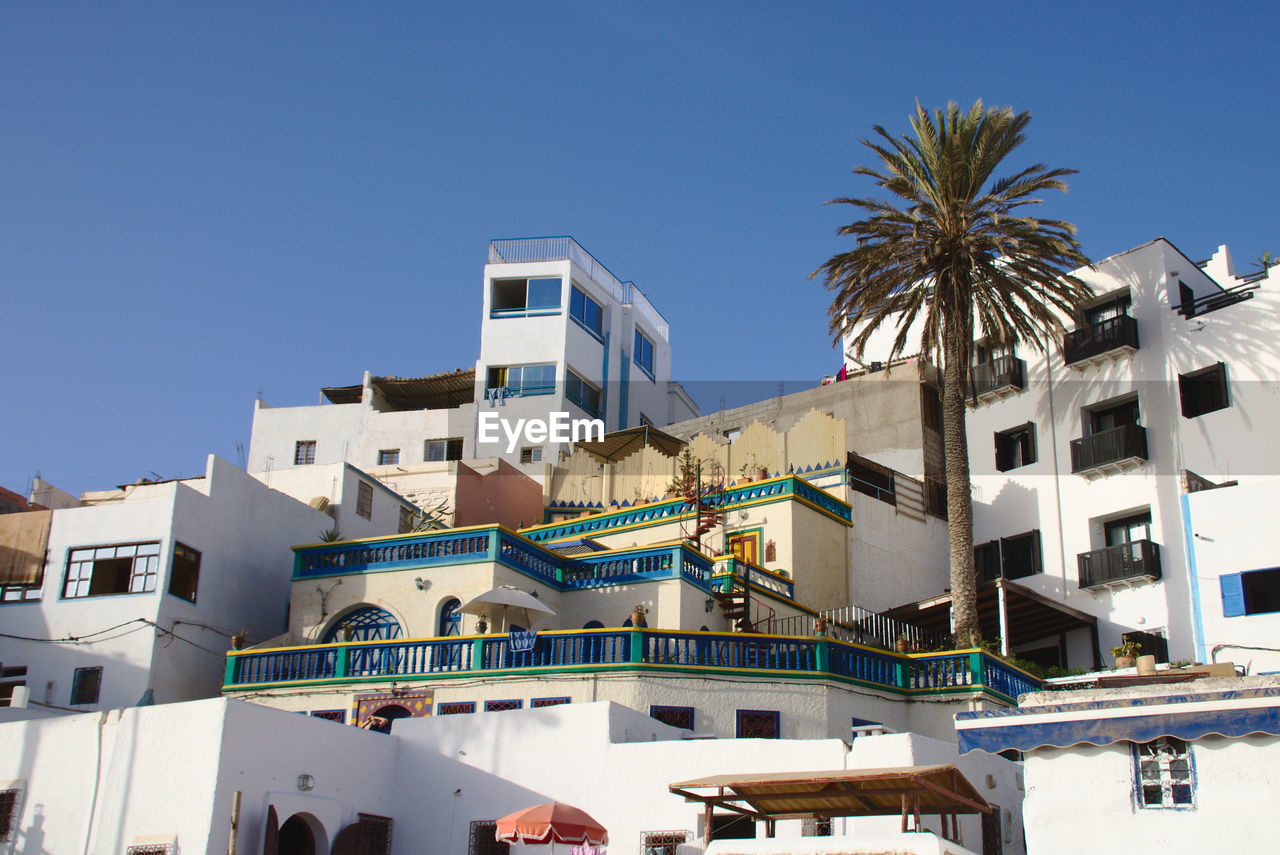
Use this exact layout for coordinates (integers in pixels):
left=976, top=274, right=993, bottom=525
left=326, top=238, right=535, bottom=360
left=1220, top=573, right=1246, bottom=617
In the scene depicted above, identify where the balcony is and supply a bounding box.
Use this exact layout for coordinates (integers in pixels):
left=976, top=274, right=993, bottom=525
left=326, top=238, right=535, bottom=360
left=1070, top=424, right=1148, bottom=477
left=1078, top=540, right=1162, bottom=590
left=969, top=356, right=1027, bottom=405
left=1063, top=315, right=1139, bottom=369
left=222, top=627, right=1041, bottom=703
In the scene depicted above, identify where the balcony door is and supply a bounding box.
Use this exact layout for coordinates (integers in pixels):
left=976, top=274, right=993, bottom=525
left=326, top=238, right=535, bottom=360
left=1088, top=398, right=1140, bottom=436
left=1105, top=512, right=1151, bottom=547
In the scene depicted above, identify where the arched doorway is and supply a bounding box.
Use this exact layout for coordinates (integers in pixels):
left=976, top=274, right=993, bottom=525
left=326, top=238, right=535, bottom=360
left=324, top=606, right=403, bottom=643
left=277, top=814, right=316, bottom=855
left=368, top=703, right=412, bottom=734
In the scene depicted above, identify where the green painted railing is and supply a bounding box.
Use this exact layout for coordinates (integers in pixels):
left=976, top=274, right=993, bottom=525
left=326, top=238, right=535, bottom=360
left=223, top=629, right=1040, bottom=702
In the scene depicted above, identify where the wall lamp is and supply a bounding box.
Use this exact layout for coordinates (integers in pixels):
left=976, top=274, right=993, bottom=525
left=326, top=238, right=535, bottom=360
left=705, top=597, right=716, bottom=613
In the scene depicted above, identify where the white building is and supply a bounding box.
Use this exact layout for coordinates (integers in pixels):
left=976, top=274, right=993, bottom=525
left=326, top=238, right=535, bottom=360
left=0, top=696, right=1026, bottom=855
left=955, top=675, right=1280, bottom=855
left=246, top=237, right=698, bottom=490
left=0, top=455, right=412, bottom=714
left=847, top=239, right=1280, bottom=669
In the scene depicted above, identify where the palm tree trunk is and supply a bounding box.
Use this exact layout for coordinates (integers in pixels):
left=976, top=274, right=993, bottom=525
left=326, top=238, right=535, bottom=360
left=942, top=323, right=980, bottom=648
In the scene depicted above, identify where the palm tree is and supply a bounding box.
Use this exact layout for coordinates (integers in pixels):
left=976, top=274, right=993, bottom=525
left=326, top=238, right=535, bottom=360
left=812, top=101, right=1090, bottom=647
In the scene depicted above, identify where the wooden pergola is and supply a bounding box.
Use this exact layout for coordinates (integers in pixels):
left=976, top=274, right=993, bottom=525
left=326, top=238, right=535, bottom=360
left=669, top=765, right=991, bottom=846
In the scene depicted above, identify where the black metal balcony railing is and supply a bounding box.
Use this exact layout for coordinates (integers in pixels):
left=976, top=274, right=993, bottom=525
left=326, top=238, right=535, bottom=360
left=1063, top=315, right=1139, bottom=365
left=1070, top=424, right=1148, bottom=473
left=970, top=356, right=1026, bottom=399
left=1078, top=539, right=1162, bottom=589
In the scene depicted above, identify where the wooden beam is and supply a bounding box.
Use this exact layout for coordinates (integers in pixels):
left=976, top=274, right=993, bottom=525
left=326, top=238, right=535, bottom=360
left=913, top=774, right=991, bottom=814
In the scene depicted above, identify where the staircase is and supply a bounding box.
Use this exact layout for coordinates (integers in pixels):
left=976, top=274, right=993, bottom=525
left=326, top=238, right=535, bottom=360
left=713, top=560, right=754, bottom=631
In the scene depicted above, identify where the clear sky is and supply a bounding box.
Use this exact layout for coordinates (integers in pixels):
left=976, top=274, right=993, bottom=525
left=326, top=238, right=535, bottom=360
left=3, top=1, right=1277, bottom=496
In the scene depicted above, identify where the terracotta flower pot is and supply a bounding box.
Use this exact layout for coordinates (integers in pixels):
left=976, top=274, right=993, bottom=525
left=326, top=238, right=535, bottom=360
left=1115, top=656, right=1136, bottom=669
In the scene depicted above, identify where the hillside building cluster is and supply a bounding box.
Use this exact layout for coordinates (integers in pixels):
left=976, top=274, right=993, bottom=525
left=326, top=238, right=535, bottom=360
left=2, top=235, right=1278, bottom=855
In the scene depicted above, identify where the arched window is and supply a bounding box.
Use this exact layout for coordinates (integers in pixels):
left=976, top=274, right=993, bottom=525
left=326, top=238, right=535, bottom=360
left=324, top=606, right=403, bottom=643
left=583, top=620, right=604, bottom=629
left=438, top=598, right=462, bottom=637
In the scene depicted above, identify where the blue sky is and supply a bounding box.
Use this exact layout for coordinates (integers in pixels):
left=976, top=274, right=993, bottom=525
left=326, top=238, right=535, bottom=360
left=3, top=2, right=1277, bottom=495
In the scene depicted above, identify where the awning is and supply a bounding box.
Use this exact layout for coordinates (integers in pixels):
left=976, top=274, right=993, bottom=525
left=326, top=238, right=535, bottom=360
left=955, top=685, right=1280, bottom=754
left=322, top=369, right=476, bottom=410
left=883, top=578, right=1099, bottom=659
left=669, top=766, right=991, bottom=820
left=573, top=425, right=685, bottom=462
left=0, top=510, right=52, bottom=585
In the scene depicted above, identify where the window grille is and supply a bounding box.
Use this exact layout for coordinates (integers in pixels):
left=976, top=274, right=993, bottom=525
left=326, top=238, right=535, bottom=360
left=437, top=702, right=475, bottom=715
left=468, top=821, right=510, bottom=855
left=356, top=481, right=374, bottom=519
left=1135, top=737, right=1194, bottom=808
left=484, top=699, right=522, bottom=712
left=650, top=705, right=694, bottom=730
left=295, top=440, right=316, bottom=465
left=641, top=830, right=688, bottom=855
left=70, top=666, right=103, bottom=705
left=736, top=709, right=779, bottom=739
left=531, top=697, right=569, bottom=708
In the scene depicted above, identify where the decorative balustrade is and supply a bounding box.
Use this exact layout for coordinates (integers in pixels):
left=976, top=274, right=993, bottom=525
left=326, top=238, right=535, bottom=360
left=224, top=630, right=1038, bottom=703
left=496, top=531, right=560, bottom=584
left=525, top=476, right=852, bottom=544
left=712, top=556, right=794, bottom=599
left=296, top=528, right=494, bottom=578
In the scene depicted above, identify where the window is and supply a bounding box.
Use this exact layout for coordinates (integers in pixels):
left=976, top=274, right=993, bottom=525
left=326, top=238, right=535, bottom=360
left=520, top=446, right=543, bottom=464
left=484, top=699, right=522, bottom=712
left=491, top=277, right=562, bottom=317
left=378, top=449, right=400, bottom=466
left=802, top=818, right=833, bottom=837
left=295, top=440, right=316, bottom=465
left=736, top=709, right=779, bottom=739
left=0, top=789, right=19, bottom=843
left=437, top=701, right=475, bottom=715
left=1000, top=531, right=1042, bottom=578
left=469, top=821, right=510, bottom=855
left=311, top=710, right=346, bottom=723
left=565, top=369, right=602, bottom=417
left=1222, top=566, right=1280, bottom=617
left=425, top=437, right=464, bottom=462
left=323, top=606, right=403, bottom=643
left=974, top=532, right=1042, bottom=581
left=63, top=541, right=161, bottom=598
left=1180, top=363, right=1229, bottom=418
left=995, top=423, right=1036, bottom=471
left=126, top=846, right=174, bottom=855
left=357, top=814, right=394, bottom=855
left=1134, top=737, right=1194, bottom=808
left=487, top=364, right=556, bottom=397
left=398, top=506, right=415, bottom=534
left=70, top=666, right=102, bottom=705
left=921, top=385, right=943, bottom=432
left=355, top=481, right=374, bottom=519
left=0, top=667, right=27, bottom=708
left=643, top=831, right=688, bottom=855
left=634, top=329, right=655, bottom=378
left=569, top=286, right=604, bottom=338
left=1105, top=511, right=1151, bottom=547
left=167, top=542, right=201, bottom=603
left=650, top=705, right=694, bottom=730
left=531, top=696, right=570, bottom=708
left=1087, top=396, right=1140, bottom=435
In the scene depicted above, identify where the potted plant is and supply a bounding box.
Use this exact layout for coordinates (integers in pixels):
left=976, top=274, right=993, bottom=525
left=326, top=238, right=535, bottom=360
left=230, top=630, right=248, bottom=650
left=814, top=617, right=827, bottom=637
left=1111, top=639, right=1142, bottom=669
left=895, top=632, right=911, bottom=653
left=630, top=604, right=649, bottom=628
left=339, top=622, right=355, bottom=642
left=475, top=616, right=488, bottom=634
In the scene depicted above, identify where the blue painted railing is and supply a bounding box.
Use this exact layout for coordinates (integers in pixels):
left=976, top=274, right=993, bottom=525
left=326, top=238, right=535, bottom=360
left=294, top=529, right=719, bottom=595
left=525, top=477, right=852, bottom=543
left=224, top=630, right=1039, bottom=702
left=296, top=528, right=494, bottom=579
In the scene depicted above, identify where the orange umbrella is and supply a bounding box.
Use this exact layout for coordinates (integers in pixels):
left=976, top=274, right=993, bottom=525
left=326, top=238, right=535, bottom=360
left=495, top=801, right=609, bottom=847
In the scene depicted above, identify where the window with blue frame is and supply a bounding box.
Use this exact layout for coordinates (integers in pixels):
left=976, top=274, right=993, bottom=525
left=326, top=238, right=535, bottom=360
left=736, top=709, right=780, bottom=738
left=487, top=364, right=556, bottom=397
left=634, top=329, right=655, bottom=379
left=491, top=277, right=562, bottom=317
left=438, top=598, right=462, bottom=636
left=570, top=286, right=604, bottom=339
left=566, top=370, right=602, bottom=417
left=324, top=606, right=403, bottom=643
left=1221, top=567, right=1280, bottom=616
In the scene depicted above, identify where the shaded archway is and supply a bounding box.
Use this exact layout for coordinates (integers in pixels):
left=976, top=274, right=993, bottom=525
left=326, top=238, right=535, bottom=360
left=368, top=703, right=412, bottom=734
left=438, top=597, right=462, bottom=636
left=278, top=813, right=324, bottom=855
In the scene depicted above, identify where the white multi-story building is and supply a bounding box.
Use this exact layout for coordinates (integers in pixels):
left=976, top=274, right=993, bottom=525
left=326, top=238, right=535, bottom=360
left=247, top=237, right=698, bottom=488
left=0, top=455, right=414, bottom=713
left=847, top=238, right=1280, bottom=669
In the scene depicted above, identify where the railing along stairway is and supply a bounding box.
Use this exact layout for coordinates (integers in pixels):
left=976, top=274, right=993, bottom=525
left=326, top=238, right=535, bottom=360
left=713, top=559, right=754, bottom=631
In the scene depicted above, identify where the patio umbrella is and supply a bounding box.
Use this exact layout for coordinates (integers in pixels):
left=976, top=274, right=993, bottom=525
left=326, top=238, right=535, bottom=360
left=495, top=801, right=609, bottom=847
left=461, top=585, right=555, bottom=631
